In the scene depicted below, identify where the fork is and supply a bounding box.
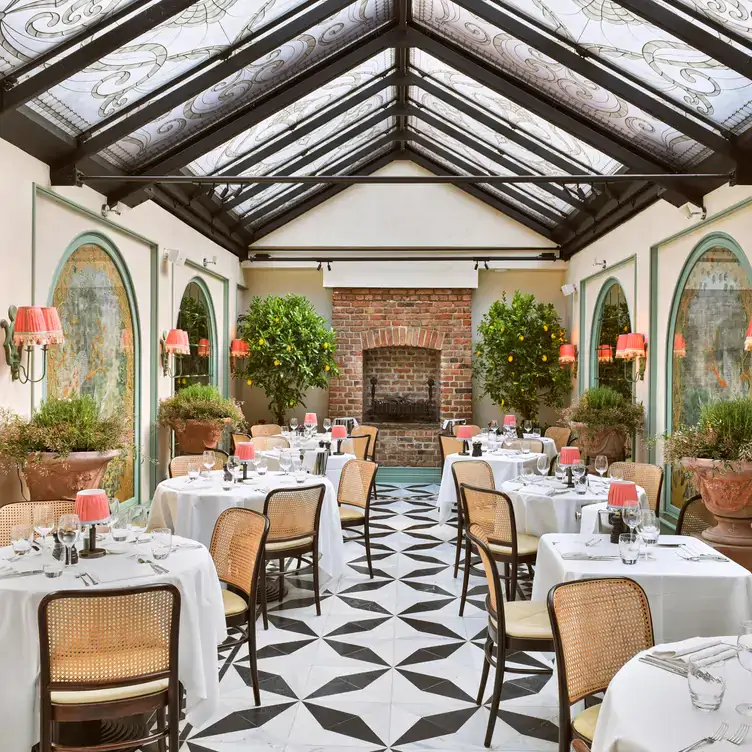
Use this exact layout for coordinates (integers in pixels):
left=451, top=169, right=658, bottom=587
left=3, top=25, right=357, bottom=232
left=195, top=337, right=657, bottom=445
left=75, top=572, right=91, bottom=587
left=584, top=538, right=600, bottom=547
left=678, top=722, right=728, bottom=752
left=728, top=724, right=750, bottom=746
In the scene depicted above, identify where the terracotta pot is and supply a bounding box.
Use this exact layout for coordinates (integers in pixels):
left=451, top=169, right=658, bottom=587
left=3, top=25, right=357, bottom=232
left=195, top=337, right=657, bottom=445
left=23, top=450, right=119, bottom=501
left=570, top=423, right=626, bottom=464
left=172, top=419, right=227, bottom=454
left=682, top=458, right=752, bottom=546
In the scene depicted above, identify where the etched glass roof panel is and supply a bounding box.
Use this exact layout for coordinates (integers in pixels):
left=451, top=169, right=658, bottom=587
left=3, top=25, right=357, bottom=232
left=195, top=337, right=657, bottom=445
left=412, top=0, right=705, bottom=165
left=661, top=0, right=752, bottom=42
left=483, top=0, right=752, bottom=132
left=411, top=49, right=622, bottom=174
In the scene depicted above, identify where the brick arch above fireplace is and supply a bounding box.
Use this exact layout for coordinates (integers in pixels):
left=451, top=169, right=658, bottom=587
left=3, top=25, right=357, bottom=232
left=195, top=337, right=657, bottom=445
left=361, top=327, right=445, bottom=351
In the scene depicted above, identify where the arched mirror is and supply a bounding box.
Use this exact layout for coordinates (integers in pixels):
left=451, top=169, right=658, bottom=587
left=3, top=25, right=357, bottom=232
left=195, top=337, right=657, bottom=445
left=175, top=279, right=216, bottom=392
left=592, top=280, right=633, bottom=400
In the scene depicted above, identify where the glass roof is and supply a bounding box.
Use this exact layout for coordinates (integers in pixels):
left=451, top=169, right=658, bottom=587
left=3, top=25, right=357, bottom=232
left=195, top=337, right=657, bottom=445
left=664, top=0, right=752, bottom=42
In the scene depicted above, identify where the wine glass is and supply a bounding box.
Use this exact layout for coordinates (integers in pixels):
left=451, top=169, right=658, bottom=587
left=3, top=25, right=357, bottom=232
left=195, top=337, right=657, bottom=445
left=11, top=523, right=33, bottom=557
left=128, top=505, right=148, bottom=544
left=638, top=509, right=659, bottom=560
left=33, top=505, right=54, bottom=548
left=595, top=455, right=609, bottom=478
left=537, top=455, right=550, bottom=477
left=323, top=418, right=332, bottom=433
left=737, top=622, right=752, bottom=716
left=279, top=450, right=293, bottom=475
left=610, top=466, right=624, bottom=481
left=572, top=463, right=587, bottom=481
left=187, top=462, right=200, bottom=482
left=202, top=450, right=215, bottom=475
left=521, top=440, right=531, bottom=455
left=304, top=415, right=316, bottom=434
left=622, top=504, right=641, bottom=536
left=57, top=514, right=81, bottom=567
left=290, top=418, right=298, bottom=431
left=523, top=419, right=533, bottom=435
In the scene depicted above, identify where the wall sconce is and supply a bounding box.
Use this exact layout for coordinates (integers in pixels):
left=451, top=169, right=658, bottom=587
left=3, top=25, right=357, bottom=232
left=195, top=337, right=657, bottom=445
left=197, top=338, right=211, bottom=357
left=558, top=343, right=578, bottom=379
left=673, top=333, right=687, bottom=359
left=745, top=320, right=752, bottom=352
left=597, top=344, right=613, bottom=363
left=0, top=305, right=64, bottom=383
left=161, top=328, right=189, bottom=377
left=229, top=338, right=249, bottom=376
left=615, top=332, right=647, bottom=381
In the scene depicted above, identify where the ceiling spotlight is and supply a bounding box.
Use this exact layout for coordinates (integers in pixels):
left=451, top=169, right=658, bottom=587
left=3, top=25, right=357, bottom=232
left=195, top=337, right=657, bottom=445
left=474, top=261, right=479, bottom=270
left=317, top=262, right=322, bottom=271
left=327, top=262, right=332, bottom=272
left=484, top=261, right=489, bottom=270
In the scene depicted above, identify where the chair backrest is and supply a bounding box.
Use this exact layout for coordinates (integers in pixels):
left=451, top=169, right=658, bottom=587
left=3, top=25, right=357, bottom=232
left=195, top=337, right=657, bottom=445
left=0, top=500, right=76, bottom=547
left=251, top=424, right=282, bottom=437
left=609, top=462, right=663, bottom=516
left=460, top=484, right=517, bottom=549
left=518, top=438, right=543, bottom=454
left=451, top=460, right=495, bottom=504
left=210, top=508, right=269, bottom=599
left=439, top=435, right=463, bottom=464
left=548, top=577, right=653, bottom=707
left=232, top=433, right=252, bottom=452
left=342, top=434, right=370, bottom=460
left=38, top=584, right=180, bottom=693
left=169, top=449, right=228, bottom=478
left=466, top=524, right=505, bottom=626
left=263, top=484, right=326, bottom=543
left=338, top=459, right=378, bottom=510
left=676, top=494, right=715, bottom=537
left=203, top=449, right=229, bottom=468
left=544, top=426, right=571, bottom=453
left=352, top=425, right=378, bottom=460
left=251, top=435, right=290, bottom=450
left=452, top=424, right=481, bottom=437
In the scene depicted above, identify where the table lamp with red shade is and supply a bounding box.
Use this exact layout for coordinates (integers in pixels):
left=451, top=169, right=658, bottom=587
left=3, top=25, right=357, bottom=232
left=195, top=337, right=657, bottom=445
left=331, top=424, right=347, bottom=455
left=75, top=489, right=111, bottom=558
left=606, top=480, right=640, bottom=542
left=235, top=442, right=255, bottom=480
left=455, top=425, right=474, bottom=456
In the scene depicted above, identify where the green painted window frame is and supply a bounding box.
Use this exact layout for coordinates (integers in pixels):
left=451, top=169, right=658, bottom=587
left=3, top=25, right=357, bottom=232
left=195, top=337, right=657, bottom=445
left=175, top=276, right=219, bottom=390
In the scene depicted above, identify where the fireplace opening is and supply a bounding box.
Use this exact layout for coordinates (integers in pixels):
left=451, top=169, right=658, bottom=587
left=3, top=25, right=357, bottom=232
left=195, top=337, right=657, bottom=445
left=363, top=346, right=440, bottom=424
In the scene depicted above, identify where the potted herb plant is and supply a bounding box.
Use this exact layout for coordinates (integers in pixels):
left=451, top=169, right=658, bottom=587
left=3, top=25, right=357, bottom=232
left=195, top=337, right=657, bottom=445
left=561, top=386, right=644, bottom=464
left=664, top=397, right=752, bottom=547
left=157, top=384, right=245, bottom=453
left=0, top=395, right=127, bottom=500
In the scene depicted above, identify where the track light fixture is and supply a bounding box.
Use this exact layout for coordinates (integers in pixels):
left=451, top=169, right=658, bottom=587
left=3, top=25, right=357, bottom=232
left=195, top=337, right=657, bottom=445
left=484, top=261, right=489, bottom=270
left=474, top=261, right=479, bottom=270
left=327, top=262, right=332, bottom=272
left=317, top=262, right=322, bottom=271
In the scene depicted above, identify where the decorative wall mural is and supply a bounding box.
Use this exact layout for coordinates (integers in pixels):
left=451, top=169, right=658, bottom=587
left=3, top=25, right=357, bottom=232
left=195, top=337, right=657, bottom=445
left=48, top=241, right=137, bottom=501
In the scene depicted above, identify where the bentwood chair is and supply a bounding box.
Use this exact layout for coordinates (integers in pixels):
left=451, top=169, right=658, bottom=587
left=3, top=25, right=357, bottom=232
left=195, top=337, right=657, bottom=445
left=251, top=424, right=282, bottom=437
left=251, top=435, right=290, bottom=451
left=337, top=459, right=379, bottom=578
left=210, top=508, right=269, bottom=705
left=508, top=438, right=544, bottom=454
left=547, top=577, right=654, bottom=752
left=676, top=494, right=715, bottom=537
left=458, top=484, right=539, bottom=614
left=544, top=426, right=571, bottom=453
left=572, top=742, right=592, bottom=752
left=451, top=460, right=495, bottom=581
left=38, top=584, right=181, bottom=752
left=232, top=433, right=252, bottom=452
left=342, top=434, right=370, bottom=461
left=468, top=524, right=553, bottom=748
left=0, top=500, right=75, bottom=546
left=261, top=484, right=326, bottom=628
left=351, top=425, right=379, bottom=498
left=452, top=424, right=482, bottom=437
left=439, top=435, right=463, bottom=470
left=168, top=449, right=229, bottom=478
left=609, top=462, right=664, bottom=517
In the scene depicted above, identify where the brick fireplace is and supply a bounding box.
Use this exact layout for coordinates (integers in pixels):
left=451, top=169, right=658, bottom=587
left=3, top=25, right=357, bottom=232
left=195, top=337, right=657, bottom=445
left=330, top=288, right=473, bottom=466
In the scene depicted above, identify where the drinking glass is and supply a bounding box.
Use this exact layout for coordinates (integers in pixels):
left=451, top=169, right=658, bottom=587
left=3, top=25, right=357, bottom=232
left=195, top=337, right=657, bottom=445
left=523, top=419, right=533, bottom=434
left=187, top=462, right=200, bottom=482
left=531, top=425, right=541, bottom=438
left=290, top=418, right=298, bottom=430
left=58, top=514, right=81, bottom=567
left=623, top=504, right=641, bottom=535
left=489, top=420, right=498, bottom=432
left=279, top=450, right=293, bottom=475
left=202, top=450, right=215, bottom=475
left=689, top=654, right=727, bottom=712
left=323, top=418, right=332, bottom=433
left=11, top=523, right=33, bottom=556
left=128, top=505, right=148, bottom=543
left=572, top=463, right=587, bottom=481
left=618, top=533, right=640, bottom=565
left=574, top=475, right=588, bottom=495
left=293, top=458, right=307, bottom=484
left=536, top=455, right=550, bottom=477
left=256, top=456, right=268, bottom=476
left=638, top=510, right=659, bottom=560
left=554, top=459, right=566, bottom=484
left=521, top=440, right=531, bottom=455
left=521, top=466, right=535, bottom=484
left=110, top=514, right=129, bottom=543
left=609, top=466, right=624, bottom=481
left=736, top=622, right=752, bottom=716
left=33, top=505, right=54, bottom=547
left=488, top=435, right=498, bottom=453
left=151, top=528, right=172, bottom=561
left=595, top=455, right=609, bottom=478
left=304, top=416, right=316, bottom=434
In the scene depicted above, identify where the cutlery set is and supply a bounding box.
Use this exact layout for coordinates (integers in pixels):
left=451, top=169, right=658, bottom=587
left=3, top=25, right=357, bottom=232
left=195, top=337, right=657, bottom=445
left=75, top=571, right=99, bottom=587
left=677, top=722, right=750, bottom=751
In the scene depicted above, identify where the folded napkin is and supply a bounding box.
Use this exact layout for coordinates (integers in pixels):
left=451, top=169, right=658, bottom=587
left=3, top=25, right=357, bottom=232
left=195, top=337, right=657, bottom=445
left=504, top=482, right=523, bottom=492
left=519, top=484, right=555, bottom=496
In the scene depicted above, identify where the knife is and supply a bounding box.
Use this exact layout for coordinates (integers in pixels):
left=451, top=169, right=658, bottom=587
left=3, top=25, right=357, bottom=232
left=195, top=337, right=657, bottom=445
left=0, top=569, right=44, bottom=578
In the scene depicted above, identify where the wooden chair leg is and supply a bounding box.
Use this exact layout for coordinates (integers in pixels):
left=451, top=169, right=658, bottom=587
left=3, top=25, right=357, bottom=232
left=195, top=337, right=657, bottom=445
left=157, top=707, right=167, bottom=752
left=40, top=705, right=51, bottom=752
left=459, top=537, right=472, bottom=616
left=510, top=561, right=518, bottom=602
left=312, top=545, right=321, bottom=616
left=278, top=557, right=284, bottom=599
left=476, top=637, right=492, bottom=705
left=453, top=507, right=464, bottom=578
left=526, top=562, right=534, bottom=579
left=484, top=640, right=506, bottom=748
left=169, top=687, right=180, bottom=751
left=503, top=563, right=511, bottom=601
left=260, top=562, right=269, bottom=630
left=248, top=611, right=261, bottom=706
left=364, top=519, right=374, bottom=579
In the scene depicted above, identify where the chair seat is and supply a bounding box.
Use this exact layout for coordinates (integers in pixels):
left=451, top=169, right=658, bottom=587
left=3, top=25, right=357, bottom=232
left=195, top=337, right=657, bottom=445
left=339, top=505, right=365, bottom=522
left=489, top=534, right=539, bottom=557
left=51, top=678, right=169, bottom=705
left=490, top=601, right=553, bottom=640
left=222, top=588, right=248, bottom=616
left=266, top=535, right=314, bottom=552
left=572, top=703, right=601, bottom=741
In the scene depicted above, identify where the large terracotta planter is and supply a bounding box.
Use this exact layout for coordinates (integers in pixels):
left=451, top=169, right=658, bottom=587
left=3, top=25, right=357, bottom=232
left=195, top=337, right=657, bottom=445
left=571, top=423, right=626, bottom=464
left=682, top=458, right=752, bottom=546
left=172, top=419, right=227, bottom=454
left=23, top=450, right=119, bottom=501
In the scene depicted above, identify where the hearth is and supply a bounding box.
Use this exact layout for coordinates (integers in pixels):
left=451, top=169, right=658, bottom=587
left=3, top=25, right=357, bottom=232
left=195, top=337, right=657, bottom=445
left=367, top=376, right=437, bottom=423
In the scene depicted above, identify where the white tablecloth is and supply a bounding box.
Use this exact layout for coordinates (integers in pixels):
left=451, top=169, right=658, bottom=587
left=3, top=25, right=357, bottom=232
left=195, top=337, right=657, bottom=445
left=438, top=451, right=543, bottom=524
left=532, top=534, right=752, bottom=642
left=261, top=449, right=355, bottom=491
left=149, top=471, right=344, bottom=580
left=593, top=636, right=749, bottom=752
left=480, top=435, right=558, bottom=462
left=0, top=537, right=226, bottom=751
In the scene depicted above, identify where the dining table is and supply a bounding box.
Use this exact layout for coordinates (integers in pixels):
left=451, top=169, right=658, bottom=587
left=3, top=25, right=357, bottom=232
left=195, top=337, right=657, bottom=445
left=148, top=470, right=345, bottom=581
left=478, top=433, right=559, bottom=462
left=593, top=635, right=752, bottom=752
left=532, top=534, right=752, bottom=642
left=260, top=448, right=355, bottom=492
left=0, top=536, right=226, bottom=752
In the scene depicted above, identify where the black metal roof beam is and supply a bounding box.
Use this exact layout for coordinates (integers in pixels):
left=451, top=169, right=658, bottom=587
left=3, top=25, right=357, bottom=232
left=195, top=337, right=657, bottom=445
left=249, top=148, right=400, bottom=243
left=0, top=0, right=200, bottom=113
left=50, top=0, right=359, bottom=173
left=457, top=0, right=737, bottom=157
left=105, top=29, right=401, bottom=208
left=396, top=0, right=410, bottom=142
left=616, top=0, right=752, bottom=78
left=403, top=146, right=558, bottom=239
left=225, top=105, right=403, bottom=210
left=408, top=27, right=705, bottom=208
left=406, top=105, right=587, bottom=211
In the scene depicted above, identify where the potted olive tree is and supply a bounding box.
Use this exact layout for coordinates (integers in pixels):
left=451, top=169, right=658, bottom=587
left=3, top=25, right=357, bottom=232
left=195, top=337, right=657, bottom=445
left=562, top=386, right=644, bottom=464
left=158, top=384, right=245, bottom=453
left=0, top=395, right=127, bottom=500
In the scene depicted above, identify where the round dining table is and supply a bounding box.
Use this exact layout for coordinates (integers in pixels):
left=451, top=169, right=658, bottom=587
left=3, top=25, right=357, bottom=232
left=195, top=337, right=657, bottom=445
left=0, top=536, right=226, bottom=752
left=260, top=448, right=355, bottom=492
left=148, top=470, right=345, bottom=581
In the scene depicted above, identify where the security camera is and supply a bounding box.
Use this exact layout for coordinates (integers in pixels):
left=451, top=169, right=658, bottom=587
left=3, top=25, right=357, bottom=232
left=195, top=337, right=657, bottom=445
left=163, top=248, right=186, bottom=267
left=680, top=202, right=707, bottom=221
left=561, top=283, right=577, bottom=296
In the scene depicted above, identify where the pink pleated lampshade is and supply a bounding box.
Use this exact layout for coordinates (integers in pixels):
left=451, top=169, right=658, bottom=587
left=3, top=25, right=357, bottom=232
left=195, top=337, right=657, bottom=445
left=455, top=425, right=474, bottom=439
left=608, top=480, right=639, bottom=509
left=12, top=306, right=49, bottom=346
left=745, top=320, right=752, bottom=353
left=230, top=338, right=249, bottom=357
left=674, top=333, right=687, bottom=359
left=164, top=329, right=190, bottom=355
left=305, top=413, right=318, bottom=426
left=41, top=307, right=64, bottom=345
left=197, top=338, right=211, bottom=357
left=75, top=489, right=110, bottom=524
left=615, top=334, right=629, bottom=359
left=559, top=446, right=581, bottom=465
left=597, top=344, right=613, bottom=363
left=331, top=425, right=347, bottom=440
left=622, top=333, right=646, bottom=360
left=558, top=344, right=576, bottom=364
left=503, top=415, right=517, bottom=426
left=235, top=442, right=255, bottom=461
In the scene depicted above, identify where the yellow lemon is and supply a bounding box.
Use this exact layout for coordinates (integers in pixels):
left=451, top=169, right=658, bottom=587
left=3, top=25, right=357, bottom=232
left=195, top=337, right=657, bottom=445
left=274, top=360, right=280, bottom=366
left=258, top=338, right=264, bottom=345
left=551, top=333, right=556, bottom=340
left=325, top=365, right=330, bottom=371
left=475, top=350, right=480, bottom=356
left=246, top=379, right=253, bottom=386
left=508, top=355, right=513, bottom=362
left=287, top=345, right=292, bottom=351
left=519, top=335, right=524, bottom=341
left=542, top=355, right=548, bottom=362
left=289, top=400, right=294, bottom=406
left=275, top=317, right=280, bottom=323
left=544, top=325, right=548, bottom=332
left=500, top=399, right=505, bottom=406
left=323, top=342, right=329, bottom=349
left=500, top=327, right=505, bottom=333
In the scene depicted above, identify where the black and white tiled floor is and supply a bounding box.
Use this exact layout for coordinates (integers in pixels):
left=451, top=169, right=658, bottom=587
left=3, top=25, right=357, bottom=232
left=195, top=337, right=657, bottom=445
left=182, top=482, right=559, bottom=751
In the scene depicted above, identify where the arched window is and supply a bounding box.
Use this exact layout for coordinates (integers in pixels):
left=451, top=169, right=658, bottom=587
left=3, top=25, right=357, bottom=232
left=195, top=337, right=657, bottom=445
left=175, top=279, right=217, bottom=392
left=591, top=280, right=632, bottom=400
left=48, top=235, right=139, bottom=501
left=667, top=237, right=752, bottom=512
